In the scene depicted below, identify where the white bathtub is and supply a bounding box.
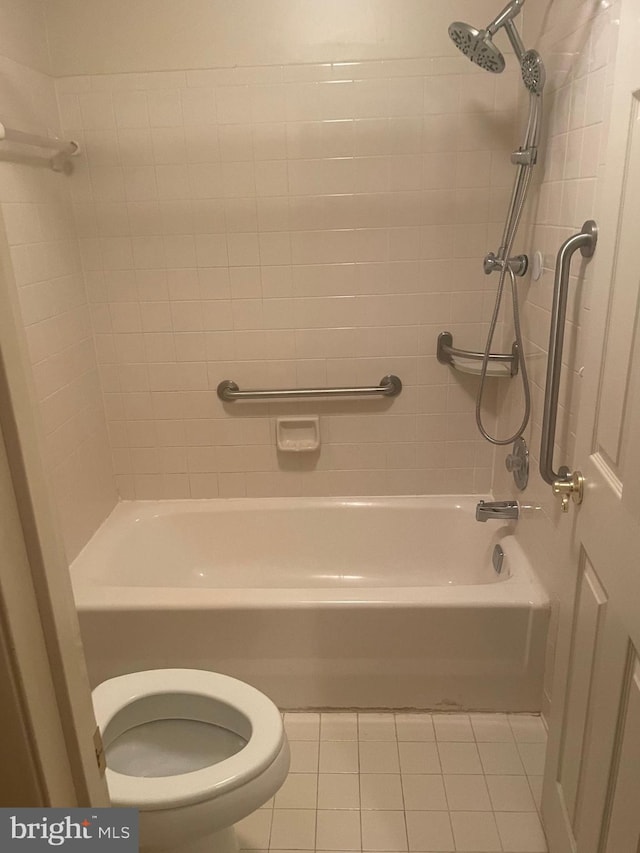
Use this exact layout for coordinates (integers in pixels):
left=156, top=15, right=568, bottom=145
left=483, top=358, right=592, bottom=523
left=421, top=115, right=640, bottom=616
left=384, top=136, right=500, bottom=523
left=71, top=496, right=549, bottom=711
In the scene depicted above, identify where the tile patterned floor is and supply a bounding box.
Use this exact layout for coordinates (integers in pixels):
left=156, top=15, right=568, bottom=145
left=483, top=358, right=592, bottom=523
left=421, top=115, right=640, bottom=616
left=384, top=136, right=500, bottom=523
left=236, top=712, right=548, bottom=853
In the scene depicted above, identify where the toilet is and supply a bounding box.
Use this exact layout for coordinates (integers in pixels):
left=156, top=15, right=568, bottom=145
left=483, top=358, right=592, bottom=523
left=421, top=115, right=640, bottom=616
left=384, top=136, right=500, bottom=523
left=92, top=669, right=290, bottom=853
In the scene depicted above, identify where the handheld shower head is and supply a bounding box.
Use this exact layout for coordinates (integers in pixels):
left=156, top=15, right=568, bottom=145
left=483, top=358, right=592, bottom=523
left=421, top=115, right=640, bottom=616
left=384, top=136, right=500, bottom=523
left=447, top=22, right=505, bottom=73
left=521, top=49, right=546, bottom=94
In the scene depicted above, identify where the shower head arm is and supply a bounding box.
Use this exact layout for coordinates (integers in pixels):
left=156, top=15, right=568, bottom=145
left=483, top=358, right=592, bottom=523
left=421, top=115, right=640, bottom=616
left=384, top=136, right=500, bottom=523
left=503, top=19, right=526, bottom=62
left=486, top=0, right=525, bottom=36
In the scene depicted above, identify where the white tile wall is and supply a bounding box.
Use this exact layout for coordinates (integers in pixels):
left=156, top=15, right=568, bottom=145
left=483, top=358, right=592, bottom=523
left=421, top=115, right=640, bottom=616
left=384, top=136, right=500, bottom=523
left=0, top=46, right=117, bottom=559
left=59, top=57, right=521, bottom=499
left=45, top=0, right=517, bottom=78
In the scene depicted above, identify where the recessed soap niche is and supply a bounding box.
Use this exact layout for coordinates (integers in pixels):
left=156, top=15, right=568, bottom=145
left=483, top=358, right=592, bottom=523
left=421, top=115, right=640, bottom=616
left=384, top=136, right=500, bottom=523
left=276, top=417, right=320, bottom=452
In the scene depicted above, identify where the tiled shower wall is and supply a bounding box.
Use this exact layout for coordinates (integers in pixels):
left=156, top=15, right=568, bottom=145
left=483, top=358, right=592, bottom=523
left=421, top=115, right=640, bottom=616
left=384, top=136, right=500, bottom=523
left=58, top=58, right=520, bottom=499
left=0, top=1, right=116, bottom=560
left=491, top=0, right=619, bottom=715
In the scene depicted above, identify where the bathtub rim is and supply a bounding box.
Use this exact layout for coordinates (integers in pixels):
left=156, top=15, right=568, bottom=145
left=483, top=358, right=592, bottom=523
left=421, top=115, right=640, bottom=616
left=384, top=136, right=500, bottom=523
left=70, top=495, right=549, bottom=613
left=74, top=583, right=549, bottom=612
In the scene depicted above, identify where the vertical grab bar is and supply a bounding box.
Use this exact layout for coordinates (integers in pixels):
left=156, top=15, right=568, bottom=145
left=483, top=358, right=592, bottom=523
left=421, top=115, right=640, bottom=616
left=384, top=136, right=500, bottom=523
left=539, top=220, right=597, bottom=511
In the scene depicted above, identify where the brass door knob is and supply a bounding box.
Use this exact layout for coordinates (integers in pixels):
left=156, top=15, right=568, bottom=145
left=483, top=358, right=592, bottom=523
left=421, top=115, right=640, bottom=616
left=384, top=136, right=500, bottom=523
left=552, top=471, right=585, bottom=512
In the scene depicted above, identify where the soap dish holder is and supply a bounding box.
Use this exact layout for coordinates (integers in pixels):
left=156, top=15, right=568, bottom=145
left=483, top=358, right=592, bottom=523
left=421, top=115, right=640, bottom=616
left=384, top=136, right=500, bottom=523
left=276, top=416, right=320, bottom=452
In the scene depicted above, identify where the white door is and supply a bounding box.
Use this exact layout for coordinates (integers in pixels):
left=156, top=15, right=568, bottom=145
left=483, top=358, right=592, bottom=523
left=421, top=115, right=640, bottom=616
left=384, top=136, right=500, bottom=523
left=542, top=1, right=640, bottom=850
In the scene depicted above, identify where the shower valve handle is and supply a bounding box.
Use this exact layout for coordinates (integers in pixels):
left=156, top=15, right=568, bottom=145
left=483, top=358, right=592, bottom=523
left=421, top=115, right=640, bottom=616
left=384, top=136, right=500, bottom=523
left=505, top=453, right=524, bottom=472
left=483, top=252, right=528, bottom=277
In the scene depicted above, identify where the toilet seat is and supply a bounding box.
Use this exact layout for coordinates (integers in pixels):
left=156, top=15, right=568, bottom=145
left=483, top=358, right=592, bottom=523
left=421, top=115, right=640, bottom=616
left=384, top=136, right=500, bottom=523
left=92, top=669, right=285, bottom=811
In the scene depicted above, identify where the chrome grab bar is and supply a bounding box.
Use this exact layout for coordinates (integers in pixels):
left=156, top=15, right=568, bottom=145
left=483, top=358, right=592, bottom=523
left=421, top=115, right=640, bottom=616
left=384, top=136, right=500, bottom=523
left=540, top=220, right=597, bottom=511
left=217, top=375, right=402, bottom=402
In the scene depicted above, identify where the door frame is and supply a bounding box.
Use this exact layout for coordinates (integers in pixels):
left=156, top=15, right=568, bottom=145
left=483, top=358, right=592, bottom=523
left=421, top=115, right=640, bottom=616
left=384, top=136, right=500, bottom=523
left=0, top=213, right=109, bottom=807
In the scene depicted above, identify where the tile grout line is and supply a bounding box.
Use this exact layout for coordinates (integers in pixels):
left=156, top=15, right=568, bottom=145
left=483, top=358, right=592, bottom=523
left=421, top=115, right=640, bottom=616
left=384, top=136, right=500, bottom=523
left=264, top=712, right=547, bottom=853
left=392, top=712, right=411, bottom=853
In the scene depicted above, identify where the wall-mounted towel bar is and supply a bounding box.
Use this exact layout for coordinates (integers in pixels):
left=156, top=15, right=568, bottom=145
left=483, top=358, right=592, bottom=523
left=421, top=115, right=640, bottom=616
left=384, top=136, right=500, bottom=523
left=0, top=122, right=80, bottom=172
left=437, top=331, right=519, bottom=377
left=217, top=375, right=402, bottom=402
left=540, top=220, right=597, bottom=511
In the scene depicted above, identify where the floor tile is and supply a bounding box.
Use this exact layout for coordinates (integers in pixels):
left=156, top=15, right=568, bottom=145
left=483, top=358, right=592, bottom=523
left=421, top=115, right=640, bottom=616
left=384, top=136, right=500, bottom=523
left=320, top=740, right=359, bottom=773
left=398, top=741, right=441, bottom=774
left=517, top=742, right=547, bottom=776
left=359, top=740, right=400, bottom=773
left=236, top=809, right=272, bottom=849
left=405, top=810, right=454, bottom=852
left=284, top=712, right=320, bottom=741
left=495, top=811, right=548, bottom=852
left=288, top=740, right=319, bottom=773
left=477, top=741, right=525, bottom=775
left=316, top=809, right=361, bottom=850
left=450, top=811, right=501, bottom=852
left=268, top=712, right=547, bottom=853
left=508, top=715, right=548, bottom=743
left=443, top=774, right=492, bottom=811
left=360, top=773, right=404, bottom=809
left=321, top=713, right=358, bottom=741
left=362, top=809, right=409, bottom=851
left=270, top=809, right=316, bottom=850
left=401, top=774, right=447, bottom=810
left=470, top=713, right=514, bottom=742
left=528, top=775, right=543, bottom=810
left=437, top=742, right=483, bottom=774
left=486, top=774, right=537, bottom=811
left=274, top=773, right=318, bottom=809
left=433, top=713, right=474, bottom=742
left=395, top=713, right=435, bottom=742
left=317, top=773, right=360, bottom=809
left=359, top=713, right=397, bottom=740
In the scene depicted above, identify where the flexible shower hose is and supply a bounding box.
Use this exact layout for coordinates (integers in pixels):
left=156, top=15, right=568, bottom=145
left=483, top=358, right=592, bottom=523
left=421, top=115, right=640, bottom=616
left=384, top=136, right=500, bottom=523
left=475, top=164, right=533, bottom=446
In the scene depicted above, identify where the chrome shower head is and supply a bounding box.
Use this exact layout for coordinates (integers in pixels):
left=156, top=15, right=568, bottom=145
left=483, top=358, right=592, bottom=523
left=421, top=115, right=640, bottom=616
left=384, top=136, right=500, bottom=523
left=449, top=1, right=529, bottom=71
left=521, top=49, right=546, bottom=94
left=448, top=22, right=506, bottom=74
left=449, top=2, right=546, bottom=94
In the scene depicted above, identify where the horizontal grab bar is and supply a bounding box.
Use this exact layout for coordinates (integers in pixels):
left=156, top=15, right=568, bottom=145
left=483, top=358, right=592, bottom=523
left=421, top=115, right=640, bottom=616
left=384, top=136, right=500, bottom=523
left=540, top=220, right=597, bottom=500
left=217, top=375, right=402, bottom=402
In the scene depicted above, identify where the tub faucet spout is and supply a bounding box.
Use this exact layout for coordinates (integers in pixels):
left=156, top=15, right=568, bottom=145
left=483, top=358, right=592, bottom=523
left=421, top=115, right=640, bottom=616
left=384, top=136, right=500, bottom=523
left=475, top=500, right=519, bottom=522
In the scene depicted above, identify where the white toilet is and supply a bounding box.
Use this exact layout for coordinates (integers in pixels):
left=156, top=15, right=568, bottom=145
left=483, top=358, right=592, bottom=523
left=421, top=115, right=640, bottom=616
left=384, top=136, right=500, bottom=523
left=92, top=669, right=290, bottom=853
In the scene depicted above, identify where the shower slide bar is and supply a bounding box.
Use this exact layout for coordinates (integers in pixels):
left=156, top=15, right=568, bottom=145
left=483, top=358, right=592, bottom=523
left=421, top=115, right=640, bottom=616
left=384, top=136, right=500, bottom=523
left=217, top=375, right=402, bottom=402
left=540, top=220, right=597, bottom=511
left=0, top=122, right=80, bottom=172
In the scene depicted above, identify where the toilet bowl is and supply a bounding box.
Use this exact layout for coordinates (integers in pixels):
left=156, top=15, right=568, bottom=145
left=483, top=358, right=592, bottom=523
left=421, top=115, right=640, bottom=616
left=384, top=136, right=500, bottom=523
left=92, top=669, right=290, bottom=853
